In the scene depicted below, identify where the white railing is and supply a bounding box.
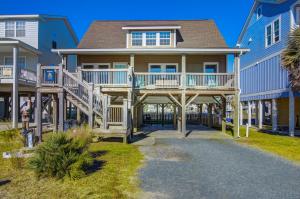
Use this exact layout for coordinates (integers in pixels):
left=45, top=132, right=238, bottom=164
left=93, top=92, right=103, bottom=117
left=108, top=105, right=123, bottom=125
left=82, top=69, right=128, bottom=86
left=63, top=69, right=90, bottom=105
left=40, top=66, right=59, bottom=86
left=19, top=68, right=37, bottom=83
left=134, top=72, right=181, bottom=89
left=0, top=65, right=13, bottom=78
left=186, top=73, right=235, bottom=88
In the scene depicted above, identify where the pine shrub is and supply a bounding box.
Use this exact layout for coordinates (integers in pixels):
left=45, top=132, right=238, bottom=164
left=29, top=133, right=93, bottom=180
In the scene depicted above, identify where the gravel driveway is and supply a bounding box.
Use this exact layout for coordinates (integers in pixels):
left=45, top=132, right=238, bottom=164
left=139, top=134, right=300, bottom=199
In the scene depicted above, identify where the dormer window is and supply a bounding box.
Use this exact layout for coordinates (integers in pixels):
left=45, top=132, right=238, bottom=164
left=132, top=32, right=143, bottom=46
left=130, top=31, right=171, bottom=47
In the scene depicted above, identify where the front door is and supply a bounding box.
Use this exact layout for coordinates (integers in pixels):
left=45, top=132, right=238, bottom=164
left=204, top=63, right=218, bottom=87
left=113, top=62, right=128, bottom=85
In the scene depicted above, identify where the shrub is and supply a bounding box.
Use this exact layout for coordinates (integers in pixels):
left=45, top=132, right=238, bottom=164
left=29, top=133, right=93, bottom=180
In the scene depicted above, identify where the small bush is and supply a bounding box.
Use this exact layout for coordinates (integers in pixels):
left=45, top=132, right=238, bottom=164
left=29, top=133, right=93, bottom=180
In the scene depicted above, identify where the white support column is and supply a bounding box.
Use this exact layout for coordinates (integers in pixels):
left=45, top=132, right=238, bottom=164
left=12, top=47, right=19, bottom=128
left=272, top=98, right=278, bottom=132
left=258, top=100, right=263, bottom=129
left=289, top=89, right=295, bottom=136
left=233, top=54, right=240, bottom=138
left=36, top=91, right=42, bottom=142
left=58, top=91, right=64, bottom=132
left=240, top=103, right=243, bottom=125
left=247, top=101, right=252, bottom=127
left=181, top=54, right=186, bottom=135
left=88, top=83, right=94, bottom=128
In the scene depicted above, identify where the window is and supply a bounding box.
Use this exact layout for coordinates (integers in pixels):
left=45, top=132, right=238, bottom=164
left=132, top=32, right=143, bottom=46
left=131, top=31, right=171, bottom=47
left=16, top=21, right=25, bottom=37
left=5, top=21, right=15, bottom=37
left=82, top=63, right=110, bottom=69
left=160, top=32, right=171, bottom=46
left=4, top=56, right=26, bottom=68
left=265, top=17, right=281, bottom=48
left=204, top=63, right=218, bottom=73
left=52, top=41, right=57, bottom=49
left=148, top=63, right=178, bottom=73
left=146, top=32, right=156, bottom=46
left=266, top=24, right=272, bottom=47
left=113, top=62, right=128, bottom=69
left=257, top=6, right=262, bottom=20
left=273, top=19, right=280, bottom=43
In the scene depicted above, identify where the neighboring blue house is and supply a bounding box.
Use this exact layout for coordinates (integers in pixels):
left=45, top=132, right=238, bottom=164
left=237, top=0, right=300, bottom=136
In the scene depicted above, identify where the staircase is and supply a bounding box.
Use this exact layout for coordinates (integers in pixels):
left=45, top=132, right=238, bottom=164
left=63, top=69, right=103, bottom=127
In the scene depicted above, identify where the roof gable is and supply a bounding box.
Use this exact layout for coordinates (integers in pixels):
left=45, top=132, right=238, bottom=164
left=78, top=20, right=227, bottom=49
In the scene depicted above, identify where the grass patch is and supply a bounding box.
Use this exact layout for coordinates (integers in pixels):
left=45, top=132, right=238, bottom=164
left=0, top=132, right=143, bottom=199
left=226, top=127, right=300, bottom=164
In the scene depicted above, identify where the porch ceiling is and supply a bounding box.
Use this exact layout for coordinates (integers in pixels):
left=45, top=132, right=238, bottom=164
left=0, top=39, right=40, bottom=55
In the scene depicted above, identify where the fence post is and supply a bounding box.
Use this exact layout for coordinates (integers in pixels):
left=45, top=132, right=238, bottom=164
left=246, top=123, right=249, bottom=138
left=88, top=83, right=94, bottom=128
left=102, top=94, right=108, bottom=129
left=123, top=99, right=128, bottom=130
left=36, top=63, right=41, bottom=87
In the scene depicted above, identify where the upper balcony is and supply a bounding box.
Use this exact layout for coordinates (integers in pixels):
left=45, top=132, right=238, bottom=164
left=39, top=66, right=235, bottom=91
left=0, top=65, right=36, bottom=84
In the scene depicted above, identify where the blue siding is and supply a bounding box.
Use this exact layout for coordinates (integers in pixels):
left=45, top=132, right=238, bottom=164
left=239, top=0, right=297, bottom=101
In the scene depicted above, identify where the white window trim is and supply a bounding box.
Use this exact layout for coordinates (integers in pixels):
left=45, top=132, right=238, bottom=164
left=265, top=16, right=281, bottom=48
left=5, top=21, right=26, bottom=38
left=82, top=63, right=111, bottom=69
left=130, top=31, right=172, bottom=47
left=113, top=62, right=129, bottom=68
left=257, top=5, right=263, bottom=20
left=203, top=62, right=219, bottom=73
left=148, top=63, right=179, bottom=72
left=4, top=56, right=26, bottom=67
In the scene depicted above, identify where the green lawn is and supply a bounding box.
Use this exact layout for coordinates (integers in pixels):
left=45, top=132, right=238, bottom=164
left=227, top=127, right=300, bottom=164
left=0, top=131, right=144, bottom=199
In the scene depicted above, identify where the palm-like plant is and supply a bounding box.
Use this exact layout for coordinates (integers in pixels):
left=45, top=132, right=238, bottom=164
left=282, top=28, right=300, bottom=90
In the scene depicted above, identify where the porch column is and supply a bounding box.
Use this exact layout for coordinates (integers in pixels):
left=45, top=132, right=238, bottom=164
left=272, top=98, right=278, bottom=132
left=173, top=105, right=177, bottom=128
left=233, top=54, right=241, bottom=138
left=222, top=98, right=227, bottom=133
left=208, top=104, right=212, bottom=128
left=129, top=54, right=135, bottom=132
left=58, top=91, right=64, bottom=132
left=258, top=100, right=263, bottom=129
left=181, top=54, right=186, bottom=135
left=255, top=101, right=259, bottom=126
left=52, top=94, right=58, bottom=132
left=12, top=47, right=19, bottom=128
left=4, top=96, right=10, bottom=119
left=289, top=89, right=295, bottom=136
left=247, top=101, right=252, bottom=127
left=177, top=106, right=182, bottom=132
left=36, top=91, right=42, bottom=143
left=240, top=103, right=243, bottom=125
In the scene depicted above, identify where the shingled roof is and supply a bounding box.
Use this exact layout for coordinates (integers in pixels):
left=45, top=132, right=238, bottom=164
left=78, top=20, right=228, bottom=49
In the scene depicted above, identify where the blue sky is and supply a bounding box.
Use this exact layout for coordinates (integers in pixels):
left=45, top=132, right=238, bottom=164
left=0, top=0, right=254, bottom=70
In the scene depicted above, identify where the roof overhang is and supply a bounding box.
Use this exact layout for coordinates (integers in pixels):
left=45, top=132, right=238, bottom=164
left=0, top=39, right=41, bottom=54
left=122, top=26, right=182, bottom=30
left=52, top=48, right=249, bottom=55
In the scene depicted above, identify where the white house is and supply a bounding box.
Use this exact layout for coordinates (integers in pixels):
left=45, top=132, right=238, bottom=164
left=0, top=14, right=78, bottom=128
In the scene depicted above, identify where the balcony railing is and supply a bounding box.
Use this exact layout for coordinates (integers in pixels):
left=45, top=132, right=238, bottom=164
left=0, top=65, right=13, bottom=78
left=134, top=72, right=181, bottom=89
left=0, top=65, right=36, bottom=83
left=186, top=73, right=235, bottom=89
left=38, top=66, right=235, bottom=90
left=82, top=69, right=128, bottom=86
left=40, top=66, right=60, bottom=86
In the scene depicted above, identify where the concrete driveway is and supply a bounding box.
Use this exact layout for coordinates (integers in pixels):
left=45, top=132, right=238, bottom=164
left=138, top=128, right=300, bottom=199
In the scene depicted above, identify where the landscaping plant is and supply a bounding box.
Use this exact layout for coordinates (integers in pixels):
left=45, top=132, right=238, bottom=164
left=29, top=132, right=93, bottom=180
